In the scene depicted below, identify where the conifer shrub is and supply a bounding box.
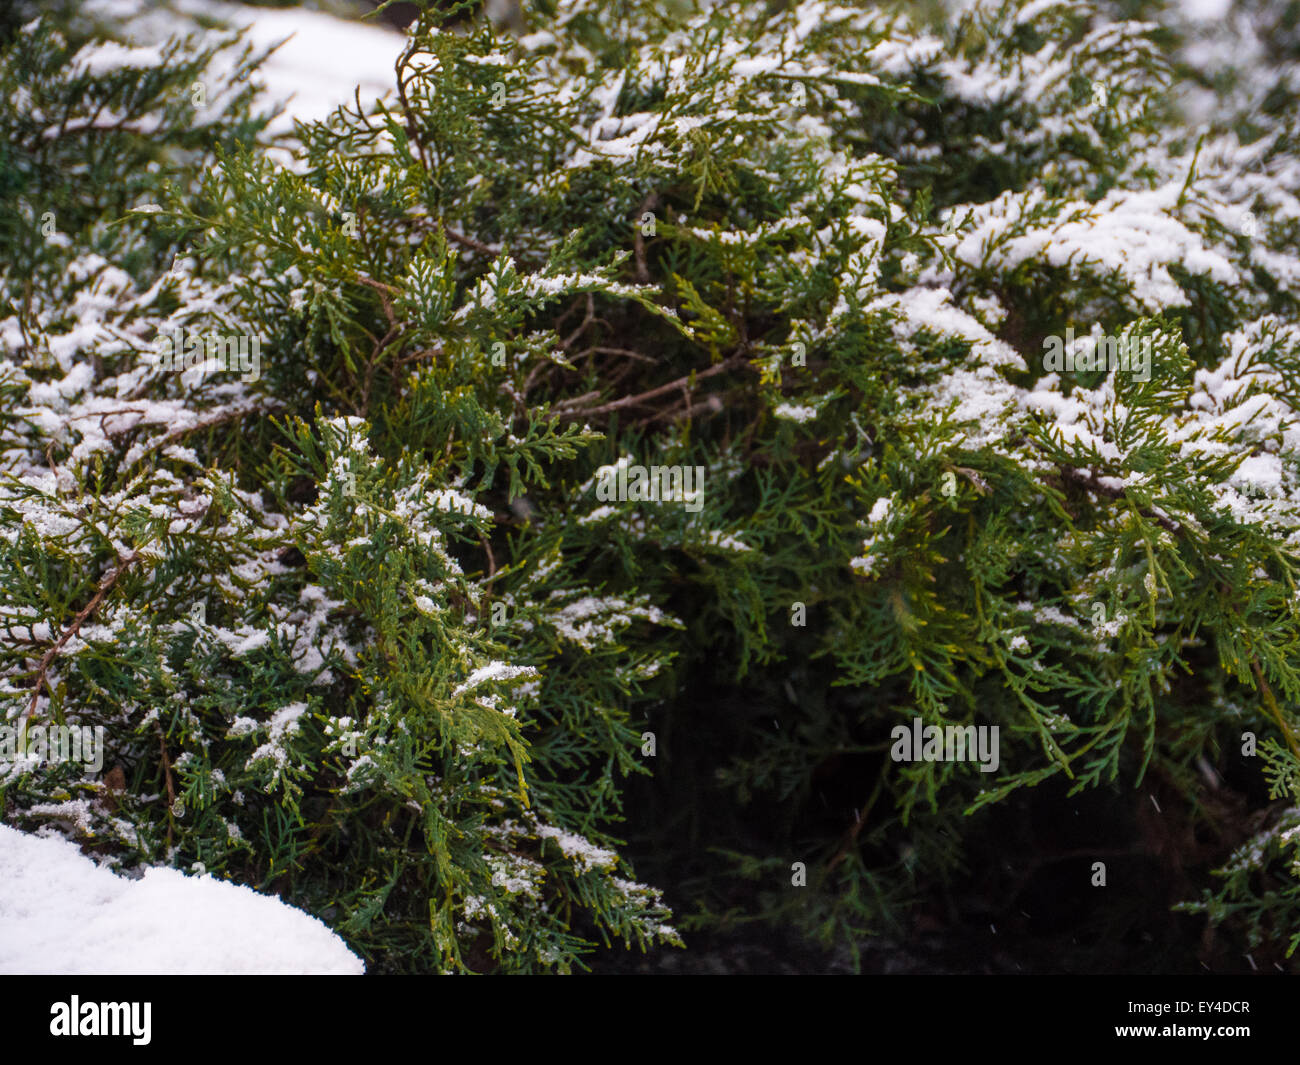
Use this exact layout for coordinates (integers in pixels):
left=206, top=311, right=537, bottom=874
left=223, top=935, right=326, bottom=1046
left=3, top=0, right=1300, bottom=972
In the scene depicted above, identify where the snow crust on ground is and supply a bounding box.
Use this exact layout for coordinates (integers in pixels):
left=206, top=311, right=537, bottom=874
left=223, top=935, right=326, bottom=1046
left=0, top=825, right=364, bottom=974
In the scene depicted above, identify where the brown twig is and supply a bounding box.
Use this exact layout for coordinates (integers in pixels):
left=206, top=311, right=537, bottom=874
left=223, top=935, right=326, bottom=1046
left=394, top=345, right=444, bottom=367
left=1064, top=466, right=1181, bottom=534
left=128, top=400, right=279, bottom=470
left=559, top=293, right=596, bottom=352
left=827, top=762, right=889, bottom=872
left=1251, top=657, right=1300, bottom=760
left=552, top=295, right=586, bottom=336
left=522, top=357, right=554, bottom=400
left=580, top=346, right=657, bottom=364
left=552, top=352, right=751, bottom=420
left=24, top=551, right=142, bottom=724
left=355, top=274, right=398, bottom=328
left=361, top=321, right=400, bottom=417
left=633, top=192, right=661, bottom=285
left=394, top=41, right=433, bottom=175
left=157, top=722, right=177, bottom=849
left=441, top=224, right=500, bottom=258
left=404, top=212, right=502, bottom=257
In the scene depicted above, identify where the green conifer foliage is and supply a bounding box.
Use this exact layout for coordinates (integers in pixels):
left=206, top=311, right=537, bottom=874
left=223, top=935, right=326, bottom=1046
left=4, top=0, right=1300, bottom=971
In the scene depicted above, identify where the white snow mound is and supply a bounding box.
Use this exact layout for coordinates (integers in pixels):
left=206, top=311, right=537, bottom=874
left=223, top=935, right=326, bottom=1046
left=0, top=825, right=364, bottom=974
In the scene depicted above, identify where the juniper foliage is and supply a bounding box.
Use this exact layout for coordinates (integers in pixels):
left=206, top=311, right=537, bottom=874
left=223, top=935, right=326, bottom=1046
left=4, top=0, right=1300, bottom=971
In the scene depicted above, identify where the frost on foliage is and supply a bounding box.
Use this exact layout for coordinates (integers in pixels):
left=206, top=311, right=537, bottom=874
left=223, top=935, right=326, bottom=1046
left=547, top=593, right=680, bottom=652
left=10, top=0, right=1300, bottom=971
left=0, top=8, right=680, bottom=974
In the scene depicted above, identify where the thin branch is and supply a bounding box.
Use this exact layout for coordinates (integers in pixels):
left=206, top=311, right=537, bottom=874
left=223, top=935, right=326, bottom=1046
left=1064, top=466, right=1181, bottom=534
left=559, top=293, right=596, bottom=352
left=128, top=400, right=280, bottom=471
left=24, top=550, right=142, bottom=724
left=157, top=722, right=177, bottom=850
left=442, top=224, right=500, bottom=258
left=553, top=352, right=751, bottom=420
left=406, top=212, right=502, bottom=257
left=633, top=192, right=661, bottom=285
left=355, top=274, right=398, bottom=328
left=394, top=345, right=444, bottom=367
left=581, top=346, right=657, bottom=364
left=827, top=762, right=889, bottom=873
left=1251, top=657, right=1300, bottom=761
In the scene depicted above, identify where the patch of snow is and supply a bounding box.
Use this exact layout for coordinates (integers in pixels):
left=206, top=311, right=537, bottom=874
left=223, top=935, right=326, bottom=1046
left=0, top=825, right=363, bottom=974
